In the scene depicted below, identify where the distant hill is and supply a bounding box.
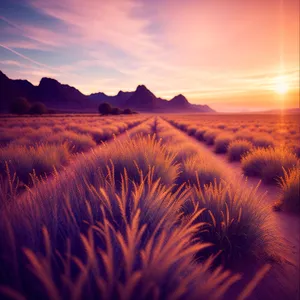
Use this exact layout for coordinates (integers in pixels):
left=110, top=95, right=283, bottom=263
left=0, top=70, right=215, bottom=113
left=258, top=108, right=300, bottom=114
left=89, top=85, right=214, bottom=112
left=0, top=71, right=91, bottom=111
left=90, top=90, right=133, bottom=107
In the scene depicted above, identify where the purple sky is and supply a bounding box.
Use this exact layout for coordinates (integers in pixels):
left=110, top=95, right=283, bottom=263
left=0, top=0, right=299, bottom=111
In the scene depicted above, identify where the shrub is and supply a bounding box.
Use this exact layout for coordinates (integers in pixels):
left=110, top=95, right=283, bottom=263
left=241, top=147, right=298, bottom=184
left=252, top=135, right=275, bottom=148
left=194, top=128, right=208, bottom=141
left=203, top=130, right=219, bottom=145
left=123, top=108, right=133, bottom=114
left=0, top=143, right=70, bottom=183
left=47, top=131, right=97, bottom=153
left=187, top=126, right=198, bottom=136
left=181, top=180, right=279, bottom=265
left=10, top=97, right=31, bottom=114
left=178, top=155, right=224, bottom=187
left=100, top=134, right=180, bottom=186
left=235, top=130, right=254, bottom=141
left=214, top=133, right=234, bottom=153
left=98, top=102, right=112, bottom=115
left=289, top=143, right=300, bottom=158
left=217, top=123, right=226, bottom=129
left=111, top=107, right=122, bottom=115
left=276, top=167, right=300, bottom=213
left=227, top=140, right=253, bottom=161
left=28, top=102, right=48, bottom=114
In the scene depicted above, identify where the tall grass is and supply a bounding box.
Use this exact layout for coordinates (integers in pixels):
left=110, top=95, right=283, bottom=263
left=181, top=180, right=279, bottom=265
left=0, top=130, right=244, bottom=299
left=0, top=116, right=284, bottom=299
left=227, top=140, right=253, bottom=161
left=0, top=116, right=148, bottom=185
left=252, top=135, right=275, bottom=148
left=276, top=167, right=300, bottom=213
left=0, top=143, right=70, bottom=183
left=47, top=130, right=97, bottom=153
left=100, top=134, right=180, bottom=186
left=179, top=155, right=224, bottom=187
left=214, top=133, right=234, bottom=154
left=241, top=147, right=298, bottom=184
left=203, top=130, right=219, bottom=145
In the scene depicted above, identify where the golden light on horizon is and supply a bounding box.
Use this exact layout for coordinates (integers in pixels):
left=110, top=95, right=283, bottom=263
left=274, top=76, right=289, bottom=95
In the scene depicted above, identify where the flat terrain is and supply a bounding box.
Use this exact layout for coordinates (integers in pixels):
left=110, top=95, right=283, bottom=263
left=0, top=113, right=299, bottom=300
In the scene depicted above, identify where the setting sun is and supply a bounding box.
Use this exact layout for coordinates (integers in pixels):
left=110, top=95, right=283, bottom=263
left=274, top=77, right=289, bottom=94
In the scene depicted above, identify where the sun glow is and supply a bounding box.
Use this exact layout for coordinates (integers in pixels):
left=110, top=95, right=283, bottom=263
left=274, top=76, right=289, bottom=95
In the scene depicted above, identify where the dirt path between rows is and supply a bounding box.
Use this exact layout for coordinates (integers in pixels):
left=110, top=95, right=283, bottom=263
left=174, top=127, right=299, bottom=299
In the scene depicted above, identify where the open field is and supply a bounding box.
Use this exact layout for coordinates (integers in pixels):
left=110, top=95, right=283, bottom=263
left=0, top=113, right=299, bottom=300
left=0, top=115, right=148, bottom=185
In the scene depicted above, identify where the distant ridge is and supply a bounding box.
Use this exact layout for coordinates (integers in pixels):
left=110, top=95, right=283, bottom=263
left=256, top=108, right=300, bottom=114
left=0, top=70, right=215, bottom=113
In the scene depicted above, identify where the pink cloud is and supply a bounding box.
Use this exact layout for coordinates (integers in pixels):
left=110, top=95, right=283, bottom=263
left=29, top=0, right=161, bottom=59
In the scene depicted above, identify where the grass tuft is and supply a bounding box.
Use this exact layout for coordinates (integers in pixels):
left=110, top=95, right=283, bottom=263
left=241, top=147, right=298, bottom=184
left=227, top=140, right=253, bottom=161
left=214, top=133, right=234, bottom=154
left=276, top=167, right=300, bottom=213
left=181, top=180, right=280, bottom=265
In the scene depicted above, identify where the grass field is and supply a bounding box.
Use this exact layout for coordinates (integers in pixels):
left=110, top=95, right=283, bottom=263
left=0, top=113, right=299, bottom=300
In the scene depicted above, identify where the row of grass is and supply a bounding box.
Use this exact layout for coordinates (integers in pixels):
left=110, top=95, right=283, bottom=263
left=167, top=118, right=299, bottom=213
left=0, top=116, right=146, bottom=147
left=0, top=117, right=148, bottom=185
left=0, top=117, right=275, bottom=299
left=168, top=118, right=299, bottom=159
left=156, top=119, right=279, bottom=263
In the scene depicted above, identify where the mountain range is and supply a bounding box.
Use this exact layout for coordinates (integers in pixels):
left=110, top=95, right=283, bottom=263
left=0, top=71, right=215, bottom=113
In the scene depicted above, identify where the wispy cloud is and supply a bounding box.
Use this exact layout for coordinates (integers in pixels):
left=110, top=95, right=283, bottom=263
left=0, top=44, right=56, bottom=69
left=0, top=0, right=299, bottom=111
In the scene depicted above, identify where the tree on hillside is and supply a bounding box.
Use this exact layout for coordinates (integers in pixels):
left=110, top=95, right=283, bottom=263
left=10, top=97, right=31, bottom=114
left=123, top=108, right=133, bottom=115
left=29, top=102, right=48, bottom=115
left=111, top=107, right=122, bottom=115
left=98, top=102, right=112, bottom=115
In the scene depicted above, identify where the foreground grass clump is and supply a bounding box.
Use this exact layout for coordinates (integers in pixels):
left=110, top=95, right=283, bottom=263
left=182, top=180, right=279, bottom=265
left=0, top=164, right=242, bottom=299
left=275, top=167, right=300, bottom=213
left=227, top=140, right=253, bottom=161
left=0, top=143, right=70, bottom=183
left=214, top=133, right=234, bottom=153
left=241, top=147, right=298, bottom=184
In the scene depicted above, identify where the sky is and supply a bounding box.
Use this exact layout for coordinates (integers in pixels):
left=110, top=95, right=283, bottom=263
left=0, top=0, right=299, bottom=112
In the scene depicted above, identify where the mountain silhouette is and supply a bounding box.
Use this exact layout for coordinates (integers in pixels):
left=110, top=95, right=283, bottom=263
left=90, top=90, right=133, bottom=107
left=169, top=94, right=190, bottom=108
left=125, top=85, right=158, bottom=110
left=0, top=71, right=215, bottom=113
